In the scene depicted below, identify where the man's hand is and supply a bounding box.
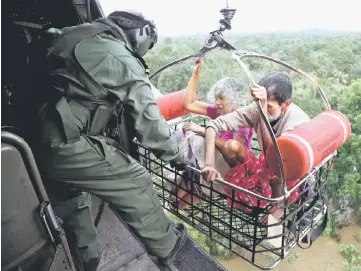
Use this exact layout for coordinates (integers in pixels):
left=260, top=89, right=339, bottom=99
left=202, top=164, right=221, bottom=182
left=251, top=84, right=267, bottom=109
left=183, top=122, right=206, bottom=136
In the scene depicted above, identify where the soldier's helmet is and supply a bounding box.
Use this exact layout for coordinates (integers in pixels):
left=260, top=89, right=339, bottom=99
left=108, top=10, right=158, bottom=57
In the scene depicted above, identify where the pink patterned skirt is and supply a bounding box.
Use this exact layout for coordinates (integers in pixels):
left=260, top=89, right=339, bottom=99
left=224, top=149, right=300, bottom=213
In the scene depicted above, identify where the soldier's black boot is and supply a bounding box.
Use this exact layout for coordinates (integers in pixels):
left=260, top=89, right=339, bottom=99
left=159, top=223, right=187, bottom=266
left=83, top=256, right=101, bottom=271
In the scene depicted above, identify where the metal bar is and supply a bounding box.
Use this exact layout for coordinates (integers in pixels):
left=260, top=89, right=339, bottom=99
left=183, top=159, right=331, bottom=203
left=232, top=52, right=288, bottom=196
left=2, top=131, right=50, bottom=202
left=58, top=233, right=76, bottom=271
left=12, top=20, right=44, bottom=29
left=209, top=183, right=214, bottom=239
left=235, top=52, right=331, bottom=110
left=139, top=147, right=334, bottom=206
left=252, top=202, right=259, bottom=263
left=43, top=202, right=61, bottom=232
left=40, top=202, right=55, bottom=244
left=161, top=161, right=166, bottom=207
left=136, top=138, right=335, bottom=203
left=229, top=189, right=235, bottom=249
left=168, top=114, right=212, bottom=129
left=149, top=54, right=202, bottom=80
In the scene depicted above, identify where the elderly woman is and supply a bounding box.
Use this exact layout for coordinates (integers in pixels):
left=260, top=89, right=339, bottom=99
left=169, top=61, right=253, bottom=209
left=182, top=62, right=253, bottom=154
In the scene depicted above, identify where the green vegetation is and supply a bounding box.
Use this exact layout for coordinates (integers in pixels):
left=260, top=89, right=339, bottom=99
left=356, top=230, right=361, bottom=243
left=167, top=213, right=235, bottom=259
left=287, top=252, right=300, bottom=264
left=339, top=244, right=361, bottom=271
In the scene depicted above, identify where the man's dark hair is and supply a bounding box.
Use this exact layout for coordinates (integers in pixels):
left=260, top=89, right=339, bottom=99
left=259, top=72, right=293, bottom=105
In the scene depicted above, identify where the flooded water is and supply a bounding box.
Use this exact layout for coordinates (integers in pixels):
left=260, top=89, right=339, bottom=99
left=217, top=224, right=361, bottom=271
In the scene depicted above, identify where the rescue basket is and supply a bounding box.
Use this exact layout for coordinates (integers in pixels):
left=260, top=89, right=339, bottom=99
left=138, top=16, right=348, bottom=269
left=135, top=114, right=335, bottom=270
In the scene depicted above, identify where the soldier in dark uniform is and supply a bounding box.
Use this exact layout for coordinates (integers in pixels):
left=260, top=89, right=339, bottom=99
left=38, top=10, right=187, bottom=270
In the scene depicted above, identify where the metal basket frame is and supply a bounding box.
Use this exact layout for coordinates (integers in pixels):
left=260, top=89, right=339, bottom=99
left=135, top=123, right=333, bottom=269
left=143, top=21, right=335, bottom=269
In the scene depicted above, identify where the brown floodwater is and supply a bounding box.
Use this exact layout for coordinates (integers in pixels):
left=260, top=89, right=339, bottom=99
left=217, top=224, right=361, bottom=271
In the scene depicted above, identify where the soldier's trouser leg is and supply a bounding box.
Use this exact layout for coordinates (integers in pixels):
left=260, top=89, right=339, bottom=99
left=46, top=136, right=178, bottom=259
left=52, top=192, right=99, bottom=262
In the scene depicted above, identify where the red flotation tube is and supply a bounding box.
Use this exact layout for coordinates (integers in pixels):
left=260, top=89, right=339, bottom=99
left=155, top=89, right=197, bottom=120
left=266, top=110, right=351, bottom=181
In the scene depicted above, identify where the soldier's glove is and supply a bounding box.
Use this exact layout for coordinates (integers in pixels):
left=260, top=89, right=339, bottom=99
left=169, top=153, right=189, bottom=171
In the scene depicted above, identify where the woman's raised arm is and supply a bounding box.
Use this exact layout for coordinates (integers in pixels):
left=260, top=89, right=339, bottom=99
left=183, top=61, right=209, bottom=115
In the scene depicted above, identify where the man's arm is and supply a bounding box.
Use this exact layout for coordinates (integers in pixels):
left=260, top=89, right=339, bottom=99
left=251, top=85, right=273, bottom=152
left=202, top=104, right=257, bottom=182
left=208, top=103, right=257, bottom=133
left=202, top=127, right=221, bottom=182
left=203, top=127, right=246, bottom=181
left=214, top=137, right=226, bottom=152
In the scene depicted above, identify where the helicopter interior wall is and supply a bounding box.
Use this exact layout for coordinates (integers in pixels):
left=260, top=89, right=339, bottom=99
left=2, top=0, right=83, bottom=128
left=4, top=0, right=84, bottom=28
left=1, top=142, right=53, bottom=271
left=1, top=133, right=74, bottom=271
left=73, top=0, right=105, bottom=22
left=2, top=0, right=105, bottom=129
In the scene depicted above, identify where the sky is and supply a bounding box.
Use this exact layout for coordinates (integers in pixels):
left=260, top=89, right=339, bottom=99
left=99, top=0, right=361, bottom=36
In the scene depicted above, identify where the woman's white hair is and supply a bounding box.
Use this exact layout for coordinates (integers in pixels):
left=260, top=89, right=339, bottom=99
left=206, top=77, right=246, bottom=108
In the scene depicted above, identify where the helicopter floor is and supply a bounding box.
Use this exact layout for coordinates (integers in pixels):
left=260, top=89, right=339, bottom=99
left=91, top=196, right=226, bottom=271
left=91, top=196, right=161, bottom=271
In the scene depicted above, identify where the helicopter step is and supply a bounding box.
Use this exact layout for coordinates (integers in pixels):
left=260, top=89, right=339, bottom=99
left=91, top=196, right=227, bottom=271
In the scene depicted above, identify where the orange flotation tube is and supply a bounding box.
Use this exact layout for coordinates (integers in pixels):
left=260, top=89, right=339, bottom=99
left=155, top=89, right=196, bottom=120
left=266, top=110, right=351, bottom=181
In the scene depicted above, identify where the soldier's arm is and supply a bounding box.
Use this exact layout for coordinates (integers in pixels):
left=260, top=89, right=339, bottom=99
left=105, top=54, right=181, bottom=162
left=126, top=77, right=180, bottom=162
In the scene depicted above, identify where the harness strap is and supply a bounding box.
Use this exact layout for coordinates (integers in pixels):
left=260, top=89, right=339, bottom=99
left=46, top=19, right=148, bottom=144
left=48, top=22, right=118, bottom=99
left=297, top=195, right=328, bottom=249
left=288, top=193, right=328, bottom=249
left=47, top=22, right=125, bottom=143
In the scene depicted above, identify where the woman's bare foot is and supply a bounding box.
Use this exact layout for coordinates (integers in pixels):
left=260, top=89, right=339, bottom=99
left=259, top=201, right=285, bottom=224
left=169, top=178, right=190, bottom=208
left=178, top=194, right=202, bottom=209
